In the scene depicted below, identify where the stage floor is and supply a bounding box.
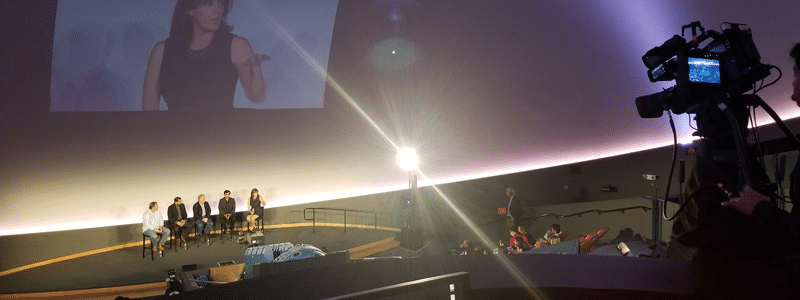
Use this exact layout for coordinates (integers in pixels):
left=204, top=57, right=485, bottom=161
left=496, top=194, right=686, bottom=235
left=0, top=226, right=397, bottom=294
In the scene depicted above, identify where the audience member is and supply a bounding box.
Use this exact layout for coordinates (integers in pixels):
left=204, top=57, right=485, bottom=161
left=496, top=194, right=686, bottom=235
left=509, top=226, right=531, bottom=249
left=536, top=223, right=566, bottom=248
left=511, top=236, right=532, bottom=254
left=143, top=202, right=170, bottom=254
left=545, top=223, right=565, bottom=244
left=503, top=187, right=522, bottom=237
left=193, top=194, right=214, bottom=237
left=218, top=190, right=236, bottom=233
left=518, top=225, right=535, bottom=245
left=458, top=240, right=471, bottom=255
left=167, top=197, right=193, bottom=246
left=496, top=239, right=509, bottom=254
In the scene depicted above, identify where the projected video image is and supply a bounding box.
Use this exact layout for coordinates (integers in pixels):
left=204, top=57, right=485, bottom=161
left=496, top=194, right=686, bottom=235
left=50, top=0, right=337, bottom=112
left=688, top=57, right=721, bottom=84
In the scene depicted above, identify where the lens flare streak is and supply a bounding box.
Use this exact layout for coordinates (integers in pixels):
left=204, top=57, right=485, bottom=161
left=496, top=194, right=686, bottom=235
left=244, top=0, right=327, bottom=77
left=245, top=0, right=399, bottom=151
left=247, top=1, right=546, bottom=294
left=418, top=170, right=548, bottom=298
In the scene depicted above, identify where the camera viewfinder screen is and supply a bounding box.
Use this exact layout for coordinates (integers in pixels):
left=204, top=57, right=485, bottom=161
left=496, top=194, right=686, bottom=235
left=688, top=57, right=721, bottom=84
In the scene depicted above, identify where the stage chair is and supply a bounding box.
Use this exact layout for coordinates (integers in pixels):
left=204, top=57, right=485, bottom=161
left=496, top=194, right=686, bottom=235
left=194, top=218, right=212, bottom=246
left=219, top=213, right=238, bottom=243
left=142, top=233, right=160, bottom=260
left=142, top=226, right=172, bottom=260
left=170, top=225, right=189, bottom=251
left=249, top=207, right=265, bottom=232
left=256, top=209, right=265, bottom=232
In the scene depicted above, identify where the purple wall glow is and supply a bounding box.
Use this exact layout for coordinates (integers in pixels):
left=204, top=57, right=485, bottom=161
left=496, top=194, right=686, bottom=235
left=2, top=0, right=800, bottom=236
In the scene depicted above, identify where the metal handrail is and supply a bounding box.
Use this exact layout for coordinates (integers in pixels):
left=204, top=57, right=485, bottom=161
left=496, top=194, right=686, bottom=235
left=470, top=205, right=653, bottom=227
left=303, top=207, right=378, bottom=233
left=528, top=206, right=651, bottom=221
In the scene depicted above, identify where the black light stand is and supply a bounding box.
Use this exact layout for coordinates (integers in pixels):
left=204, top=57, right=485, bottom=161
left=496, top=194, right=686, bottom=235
left=400, top=172, right=423, bottom=249
left=643, top=174, right=662, bottom=246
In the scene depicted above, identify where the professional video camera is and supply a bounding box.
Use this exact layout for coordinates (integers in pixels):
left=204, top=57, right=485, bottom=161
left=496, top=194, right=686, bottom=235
left=633, top=21, right=793, bottom=222
left=635, top=21, right=772, bottom=119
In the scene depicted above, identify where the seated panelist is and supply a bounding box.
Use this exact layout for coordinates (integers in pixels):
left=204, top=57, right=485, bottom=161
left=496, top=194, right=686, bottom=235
left=168, top=196, right=193, bottom=245
left=143, top=202, right=170, bottom=254
left=218, top=190, right=237, bottom=233
left=193, top=194, right=214, bottom=237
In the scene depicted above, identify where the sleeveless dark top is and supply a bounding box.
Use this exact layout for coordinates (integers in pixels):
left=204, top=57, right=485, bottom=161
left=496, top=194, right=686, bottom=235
left=159, top=32, right=238, bottom=110
left=250, top=196, right=263, bottom=216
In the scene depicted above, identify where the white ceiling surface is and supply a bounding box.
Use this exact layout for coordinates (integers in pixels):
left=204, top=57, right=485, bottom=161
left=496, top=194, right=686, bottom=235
left=354, top=0, right=800, bottom=184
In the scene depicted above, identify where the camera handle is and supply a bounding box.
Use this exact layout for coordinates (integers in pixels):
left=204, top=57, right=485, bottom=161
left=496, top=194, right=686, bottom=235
left=681, top=21, right=705, bottom=40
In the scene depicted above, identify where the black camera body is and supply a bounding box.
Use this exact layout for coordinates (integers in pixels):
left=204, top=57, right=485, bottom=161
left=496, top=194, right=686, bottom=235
left=165, top=269, right=183, bottom=296
left=636, top=22, right=771, bottom=118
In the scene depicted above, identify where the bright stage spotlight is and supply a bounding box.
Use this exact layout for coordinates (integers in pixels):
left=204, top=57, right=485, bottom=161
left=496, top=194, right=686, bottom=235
left=396, top=147, right=419, bottom=171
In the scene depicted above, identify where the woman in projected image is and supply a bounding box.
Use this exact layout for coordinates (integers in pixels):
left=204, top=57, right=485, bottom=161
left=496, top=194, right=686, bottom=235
left=142, top=0, right=268, bottom=111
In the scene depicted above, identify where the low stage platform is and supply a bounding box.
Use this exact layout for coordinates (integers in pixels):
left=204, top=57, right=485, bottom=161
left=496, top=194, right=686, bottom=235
left=0, top=226, right=397, bottom=297
left=4, top=227, right=798, bottom=299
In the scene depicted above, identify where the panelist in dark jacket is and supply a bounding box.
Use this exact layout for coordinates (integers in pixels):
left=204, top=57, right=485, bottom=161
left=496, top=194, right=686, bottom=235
left=168, top=196, right=193, bottom=246
left=218, top=190, right=237, bottom=233
left=193, top=194, right=214, bottom=237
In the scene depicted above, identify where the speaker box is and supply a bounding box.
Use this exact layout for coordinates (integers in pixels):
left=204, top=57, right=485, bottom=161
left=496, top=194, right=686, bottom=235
left=246, top=231, right=265, bottom=245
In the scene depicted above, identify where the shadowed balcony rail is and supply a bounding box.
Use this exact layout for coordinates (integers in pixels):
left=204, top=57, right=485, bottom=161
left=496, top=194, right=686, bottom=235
left=530, top=206, right=652, bottom=220
left=303, top=208, right=379, bottom=233
left=471, top=205, right=654, bottom=227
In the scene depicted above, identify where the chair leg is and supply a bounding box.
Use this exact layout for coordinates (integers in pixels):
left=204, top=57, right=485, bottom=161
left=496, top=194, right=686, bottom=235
left=144, top=234, right=155, bottom=260
left=144, top=234, right=157, bottom=260
left=181, top=226, right=188, bottom=250
left=173, top=228, right=179, bottom=252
